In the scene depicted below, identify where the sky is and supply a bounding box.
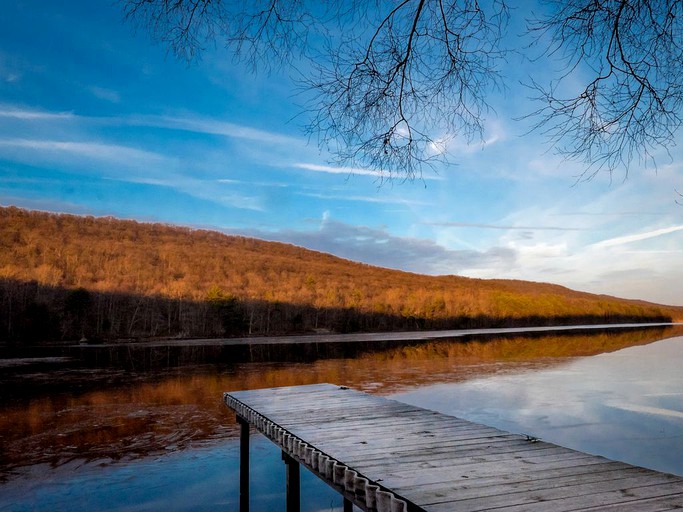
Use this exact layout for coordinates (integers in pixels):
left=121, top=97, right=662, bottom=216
left=0, top=1, right=682, bottom=306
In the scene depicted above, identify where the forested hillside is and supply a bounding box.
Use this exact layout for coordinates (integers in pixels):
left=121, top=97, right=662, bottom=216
left=0, top=206, right=679, bottom=343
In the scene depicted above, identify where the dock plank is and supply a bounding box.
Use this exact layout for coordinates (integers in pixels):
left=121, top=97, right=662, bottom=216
left=422, top=473, right=683, bottom=511
left=224, top=383, right=683, bottom=511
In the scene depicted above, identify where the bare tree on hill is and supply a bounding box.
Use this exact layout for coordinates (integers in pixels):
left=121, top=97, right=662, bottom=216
left=123, top=0, right=683, bottom=182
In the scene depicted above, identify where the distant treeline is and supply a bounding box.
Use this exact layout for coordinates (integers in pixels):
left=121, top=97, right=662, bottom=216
left=0, top=279, right=673, bottom=345
left=0, top=206, right=680, bottom=345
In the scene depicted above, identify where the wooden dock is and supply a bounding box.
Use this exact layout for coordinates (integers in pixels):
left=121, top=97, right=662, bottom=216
left=224, top=383, right=683, bottom=511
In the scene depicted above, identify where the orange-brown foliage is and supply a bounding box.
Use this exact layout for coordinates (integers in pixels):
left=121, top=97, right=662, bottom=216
left=0, top=206, right=679, bottom=341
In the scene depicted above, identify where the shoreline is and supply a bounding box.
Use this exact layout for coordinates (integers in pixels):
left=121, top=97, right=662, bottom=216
left=2, top=322, right=682, bottom=371
left=84, top=321, right=683, bottom=348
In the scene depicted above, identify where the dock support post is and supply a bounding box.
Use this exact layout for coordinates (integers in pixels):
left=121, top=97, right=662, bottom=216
left=282, top=451, right=300, bottom=512
left=343, top=498, right=353, bottom=512
left=238, top=416, right=249, bottom=512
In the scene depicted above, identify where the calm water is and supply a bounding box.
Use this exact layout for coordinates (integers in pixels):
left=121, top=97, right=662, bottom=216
left=1, top=326, right=682, bottom=511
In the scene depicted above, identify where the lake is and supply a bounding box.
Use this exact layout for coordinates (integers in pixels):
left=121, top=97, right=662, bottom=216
left=1, top=325, right=682, bottom=511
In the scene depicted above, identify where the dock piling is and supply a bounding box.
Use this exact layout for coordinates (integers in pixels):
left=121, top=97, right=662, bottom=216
left=282, top=451, right=300, bottom=512
left=237, top=415, right=249, bottom=512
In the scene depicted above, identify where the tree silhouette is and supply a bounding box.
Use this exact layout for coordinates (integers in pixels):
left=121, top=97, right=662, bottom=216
left=1, top=207, right=679, bottom=342
left=527, top=0, right=683, bottom=180
left=124, top=0, right=682, bottom=180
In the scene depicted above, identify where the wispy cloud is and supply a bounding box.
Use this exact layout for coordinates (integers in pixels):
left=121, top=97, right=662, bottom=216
left=430, top=221, right=584, bottom=231
left=0, top=138, right=167, bottom=165
left=297, top=191, right=428, bottom=206
left=592, top=225, right=683, bottom=249
left=236, top=215, right=516, bottom=275
left=102, top=176, right=171, bottom=187
left=435, top=119, right=507, bottom=156
left=0, top=105, right=74, bottom=120
left=88, top=86, right=121, bottom=103
left=292, top=162, right=445, bottom=181
left=552, top=211, right=663, bottom=217
left=292, top=162, right=387, bottom=178
left=129, top=115, right=300, bottom=145
left=217, top=192, right=265, bottom=212
left=104, top=175, right=266, bottom=212
left=0, top=104, right=300, bottom=146
left=0, top=195, right=95, bottom=216
left=605, top=401, right=683, bottom=420
left=217, top=178, right=289, bottom=188
left=0, top=53, right=23, bottom=84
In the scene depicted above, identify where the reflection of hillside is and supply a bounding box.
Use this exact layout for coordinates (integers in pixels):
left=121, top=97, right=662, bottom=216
left=1, top=326, right=681, bottom=478
left=311, top=325, right=683, bottom=394
left=367, top=326, right=683, bottom=364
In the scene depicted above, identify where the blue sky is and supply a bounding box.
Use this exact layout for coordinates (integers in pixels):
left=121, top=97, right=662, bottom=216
left=1, top=1, right=682, bottom=306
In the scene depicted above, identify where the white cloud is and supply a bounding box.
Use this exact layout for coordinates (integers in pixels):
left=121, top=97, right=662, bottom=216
left=130, top=114, right=301, bottom=145
left=0, top=105, right=74, bottom=120
left=605, top=402, right=683, bottom=420
left=292, top=162, right=388, bottom=178
left=3, top=72, right=20, bottom=83
left=217, top=178, right=289, bottom=188
left=446, top=184, right=683, bottom=305
left=0, top=104, right=301, bottom=147
left=428, top=137, right=449, bottom=156
left=102, top=175, right=266, bottom=212
left=216, top=192, right=264, bottom=212
left=516, top=241, right=569, bottom=260
left=236, top=215, right=517, bottom=275
left=0, top=138, right=168, bottom=166
left=0, top=196, right=95, bottom=216
left=296, top=191, right=428, bottom=206
left=0, top=53, right=23, bottom=84
left=88, top=86, right=121, bottom=103
left=430, top=221, right=583, bottom=231
left=438, top=118, right=507, bottom=156
left=102, top=176, right=171, bottom=187
left=592, top=225, right=683, bottom=249
left=291, top=162, right=444, bottom=181
left=488, top=225, right=683, bottom=305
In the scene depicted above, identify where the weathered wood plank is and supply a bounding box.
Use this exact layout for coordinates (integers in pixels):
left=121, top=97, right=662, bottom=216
left=419, top=471, right=682, bottom=511
left=576, top=493, right=683, bottom=511
left=303, top=428, right=514, bottom=451
left=392, top=461, right=635, bottom=495
left=441, top=482, right=683, bottom=512
left=224, top=383, right=683, bottom=512
left=300, top=433, right=531, bottom=459
left=350, top=449, right=584, bottom=479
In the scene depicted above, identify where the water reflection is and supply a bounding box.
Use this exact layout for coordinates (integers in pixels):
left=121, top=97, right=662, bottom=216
left=395, top=334, right=683, bottom=476
left=1, top=325, right=680, bottom=478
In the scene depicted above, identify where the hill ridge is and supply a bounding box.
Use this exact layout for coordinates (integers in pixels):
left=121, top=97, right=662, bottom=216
left=1, top=206, right=680, bottom=342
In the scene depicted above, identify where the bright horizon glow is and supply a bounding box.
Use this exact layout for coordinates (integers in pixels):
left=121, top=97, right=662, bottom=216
left=0, top=1, right=682, bottom=306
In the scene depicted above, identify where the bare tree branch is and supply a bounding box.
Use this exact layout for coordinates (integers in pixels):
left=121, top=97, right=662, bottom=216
left=123, top=0, right=227, bottom=61
left=306, top=0, right=509, bottom=180
left=526, top=0, right=683, bottom=180
left=122, top=0, right=683, bottom=184
left=122, top=0, right=508, bottom=180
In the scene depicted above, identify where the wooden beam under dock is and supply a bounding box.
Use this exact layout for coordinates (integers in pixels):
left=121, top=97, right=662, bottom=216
left=237, top=415, right=249, bottom=512
left=225, top=383, right=683, bottom=511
